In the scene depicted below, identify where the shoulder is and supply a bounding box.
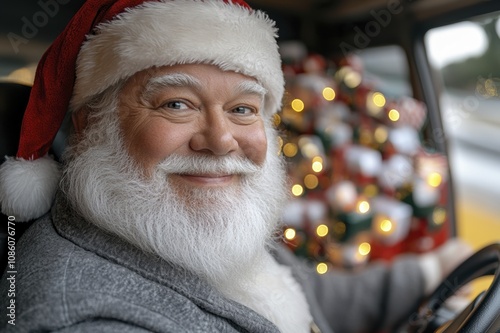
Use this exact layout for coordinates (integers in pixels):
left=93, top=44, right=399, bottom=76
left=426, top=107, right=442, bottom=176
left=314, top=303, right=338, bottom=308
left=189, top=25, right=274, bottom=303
left=0, top=215, right=230, bottom=332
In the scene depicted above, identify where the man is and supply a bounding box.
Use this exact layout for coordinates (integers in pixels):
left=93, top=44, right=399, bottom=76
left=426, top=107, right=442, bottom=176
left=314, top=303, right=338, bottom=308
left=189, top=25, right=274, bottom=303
left=0, top=0, right=470, bottom=332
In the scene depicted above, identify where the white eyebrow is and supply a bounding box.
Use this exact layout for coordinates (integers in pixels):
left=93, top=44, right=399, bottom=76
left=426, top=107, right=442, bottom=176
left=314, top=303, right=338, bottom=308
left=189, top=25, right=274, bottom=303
left=235, top=80, right=267, bottom=100
left=142, top=72, right=267, bottom=101
left=142, top=73, right=201, bottom=99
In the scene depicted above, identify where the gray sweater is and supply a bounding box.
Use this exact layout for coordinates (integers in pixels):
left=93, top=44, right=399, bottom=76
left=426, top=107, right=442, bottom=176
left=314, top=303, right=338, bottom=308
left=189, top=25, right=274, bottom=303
left=1, top=195, right=425, bottom=332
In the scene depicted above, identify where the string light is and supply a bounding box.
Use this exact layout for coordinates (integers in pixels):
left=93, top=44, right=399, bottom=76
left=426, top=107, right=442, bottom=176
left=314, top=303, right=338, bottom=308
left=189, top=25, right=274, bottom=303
left=427, top=172, right=442, bottom=187
left=312, top=156, right=324, bottom=173
left=366, top=92, right=385, bottom=117
left=374, top=126, right=388, bottom=144
left=379, top=218, right=393, bottom=233
left=358, top=242, right=371, bottom=256
left=292, top=184, right=304, bottom=196
left=336, top=66, right=362, bottom=88
left=304, top=174, right=319, bottom=189
left=312, top=156, right=323, bottom=164
left=316, top=262, right=328, bottom=274
left=291, top=98, right=305, bottom=112
left=356, top=199, right=370, bottom=214
left=432, top=208, right=447, bottom=226
left=284, top=228, right=297, bottom=240
left=372, top=92, right=386, bottom=107
left=344, top=71, right=362, bottom=88
left=283, top=143, right=298, bottom=157
left=299, top=137, right=321, bottom=159
left=322, top=87, right=336, bottom=101
left=273, top=113, right=282, bottom=127
left=316, top=224, right=329, bottom=237
left=388, top=109, right=400, bottom=122
left=312, top=161, right=323, bottom=172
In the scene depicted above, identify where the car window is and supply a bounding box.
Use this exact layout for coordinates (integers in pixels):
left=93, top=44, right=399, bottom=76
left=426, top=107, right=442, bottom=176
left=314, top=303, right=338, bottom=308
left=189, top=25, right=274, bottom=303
left=424, top=12, right=500, bottom=243
left=424, top=10, right=500, bottom=293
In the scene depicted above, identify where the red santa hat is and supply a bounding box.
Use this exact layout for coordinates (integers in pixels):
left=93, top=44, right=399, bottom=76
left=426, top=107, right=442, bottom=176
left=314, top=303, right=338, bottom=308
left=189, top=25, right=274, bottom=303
left=0, top=0, right=284, bottom=222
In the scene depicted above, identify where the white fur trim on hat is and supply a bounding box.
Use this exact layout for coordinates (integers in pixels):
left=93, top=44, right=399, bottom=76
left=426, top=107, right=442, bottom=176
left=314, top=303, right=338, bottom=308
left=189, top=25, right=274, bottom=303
left=71, top=0, right=284, bottom=116
left=0, top=155, right=60, bottom=222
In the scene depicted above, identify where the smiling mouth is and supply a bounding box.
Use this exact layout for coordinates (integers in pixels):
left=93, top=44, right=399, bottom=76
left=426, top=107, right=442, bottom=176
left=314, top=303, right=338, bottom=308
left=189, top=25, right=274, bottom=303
left=173, top=173, right=237, bottom=186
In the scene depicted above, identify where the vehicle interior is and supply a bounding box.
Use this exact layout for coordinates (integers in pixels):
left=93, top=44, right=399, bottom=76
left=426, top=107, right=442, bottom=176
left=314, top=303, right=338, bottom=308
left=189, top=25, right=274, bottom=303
left=1, top=0, right=500, bottom=332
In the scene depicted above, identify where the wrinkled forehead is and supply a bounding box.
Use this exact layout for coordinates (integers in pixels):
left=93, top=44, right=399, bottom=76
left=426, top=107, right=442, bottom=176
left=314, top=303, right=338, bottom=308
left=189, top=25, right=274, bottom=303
left=127, top=64, right=268, bottom=101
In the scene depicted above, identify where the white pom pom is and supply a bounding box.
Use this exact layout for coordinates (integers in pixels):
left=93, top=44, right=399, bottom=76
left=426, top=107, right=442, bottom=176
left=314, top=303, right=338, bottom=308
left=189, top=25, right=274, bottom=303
left=0, top=155, right=61, bottom=222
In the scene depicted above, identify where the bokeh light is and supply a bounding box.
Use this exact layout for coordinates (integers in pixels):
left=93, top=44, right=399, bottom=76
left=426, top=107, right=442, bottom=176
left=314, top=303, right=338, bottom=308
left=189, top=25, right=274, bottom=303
left=356, top=200, right=370, bottom=214
left=372, top=92, right=386, bottom=107
left=380, top=219, right=393, bottom=233
left=432, top=207, right=447, bottom=226
left=358, top=242, right=371, bottom=256
left=284, top=228, right=297, bottom=240
left=322, top=87, right=336, bottom=101
left=283, top=143, right=298, bottom=157
left=292, top=184, right=304, bottom=196
left=316, top=224, right=329, bottom=237
left=374, top=126, right=389, bottom=144
left=316, top=262, right=328, bottom=274
left=388, top=109, right=400, bottom=122
left=291, top=98, right=305, bottom=112
left=344, top=71, right=362, bottom=88
left=304, top=174, right=319, bottom=189
left=427, top=172, right=443, bottom=187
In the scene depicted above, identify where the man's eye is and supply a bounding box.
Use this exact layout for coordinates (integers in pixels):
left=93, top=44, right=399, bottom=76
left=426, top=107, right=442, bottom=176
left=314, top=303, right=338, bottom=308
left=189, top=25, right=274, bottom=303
left=232, top=106, right=255, bottom=115
left=164, top=101, right=188, bottom=110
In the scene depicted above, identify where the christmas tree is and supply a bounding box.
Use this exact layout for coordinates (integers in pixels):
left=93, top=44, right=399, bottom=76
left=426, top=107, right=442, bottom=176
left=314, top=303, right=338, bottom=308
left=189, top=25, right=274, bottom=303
left=276, top=43, right=451, bottom=274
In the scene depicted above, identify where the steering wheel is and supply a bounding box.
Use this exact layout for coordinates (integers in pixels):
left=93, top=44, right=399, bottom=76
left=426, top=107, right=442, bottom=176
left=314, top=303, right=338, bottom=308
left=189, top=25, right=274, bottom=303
left=406, top=242, right=500, bottom=333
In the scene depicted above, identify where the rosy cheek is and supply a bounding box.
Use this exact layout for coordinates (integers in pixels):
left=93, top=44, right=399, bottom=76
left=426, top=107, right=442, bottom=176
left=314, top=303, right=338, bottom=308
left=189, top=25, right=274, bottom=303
left=240, top=126, right=268, bottom=166
left=126, top=120, right=180, bottom=171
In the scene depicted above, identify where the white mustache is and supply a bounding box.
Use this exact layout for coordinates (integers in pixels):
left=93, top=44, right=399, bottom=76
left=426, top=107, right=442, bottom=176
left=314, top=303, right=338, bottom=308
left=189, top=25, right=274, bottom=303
left=156, top=154, right=262, bottom=175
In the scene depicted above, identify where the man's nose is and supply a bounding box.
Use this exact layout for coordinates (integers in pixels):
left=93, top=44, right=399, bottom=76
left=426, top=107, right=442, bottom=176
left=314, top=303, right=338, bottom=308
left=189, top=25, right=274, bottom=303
left=189, top=109, right=238, bottom=156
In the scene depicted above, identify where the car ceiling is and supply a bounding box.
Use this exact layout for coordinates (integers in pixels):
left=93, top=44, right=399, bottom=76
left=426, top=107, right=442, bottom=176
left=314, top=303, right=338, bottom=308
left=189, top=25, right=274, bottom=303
left=0, top=0, right=492, bottom=39
left=0, top=0, right=497, bottom=70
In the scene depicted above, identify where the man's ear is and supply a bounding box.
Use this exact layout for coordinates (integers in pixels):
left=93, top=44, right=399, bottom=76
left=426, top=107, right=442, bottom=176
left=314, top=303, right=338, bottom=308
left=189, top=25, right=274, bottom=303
left=71, top=107, right=90, bottom=139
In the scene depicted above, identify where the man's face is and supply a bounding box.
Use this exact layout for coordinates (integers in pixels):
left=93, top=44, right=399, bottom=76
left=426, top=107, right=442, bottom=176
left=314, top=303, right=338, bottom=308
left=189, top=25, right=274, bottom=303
left=63, top=62, right=287, bottom=290
left=117, top=63, right=269, bottom=185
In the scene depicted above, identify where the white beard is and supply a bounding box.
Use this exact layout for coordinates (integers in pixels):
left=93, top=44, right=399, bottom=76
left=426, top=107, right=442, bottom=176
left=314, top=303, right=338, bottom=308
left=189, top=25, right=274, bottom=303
left=61, top=89, right=312, bottom=332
